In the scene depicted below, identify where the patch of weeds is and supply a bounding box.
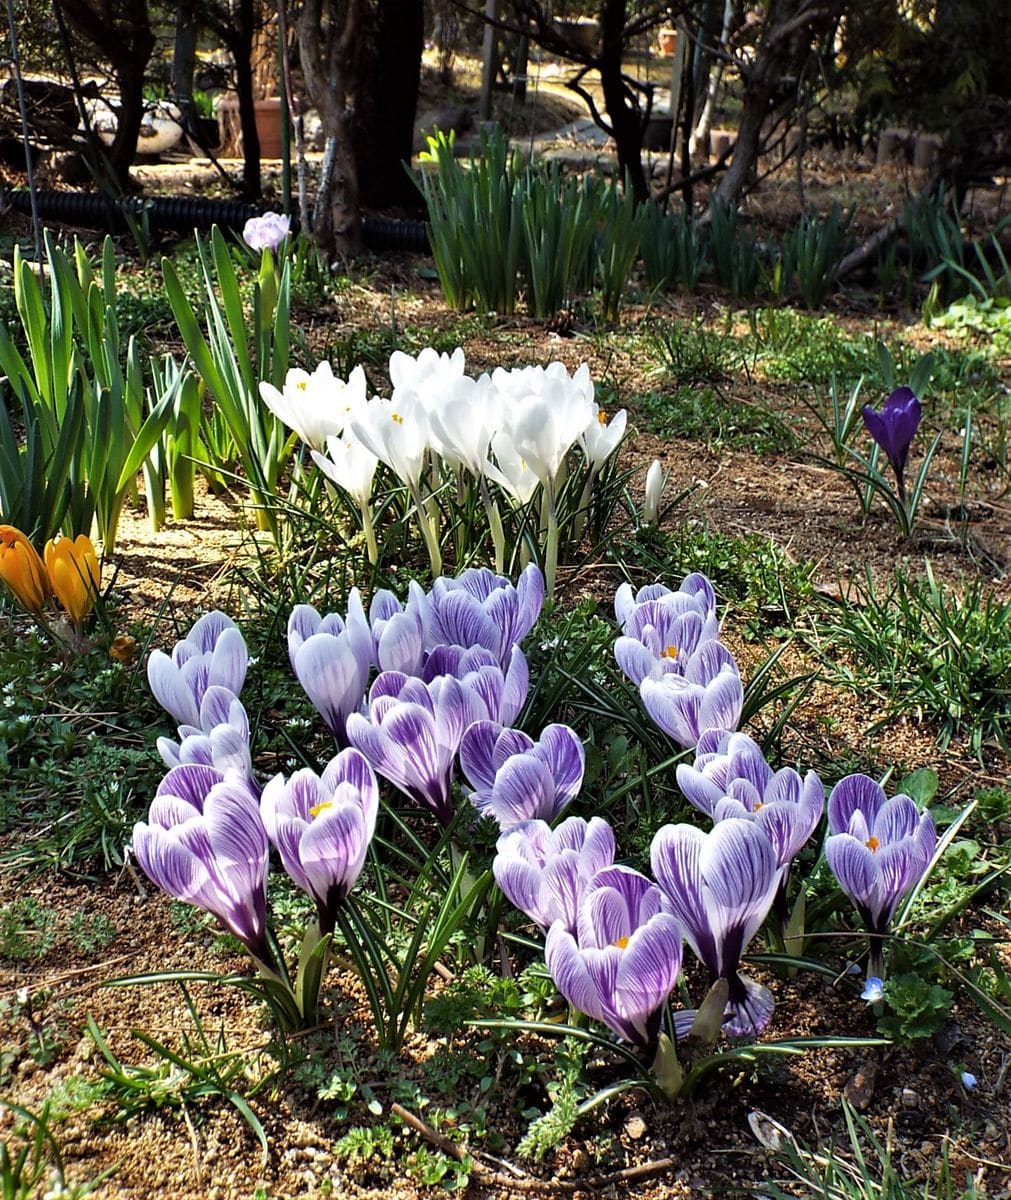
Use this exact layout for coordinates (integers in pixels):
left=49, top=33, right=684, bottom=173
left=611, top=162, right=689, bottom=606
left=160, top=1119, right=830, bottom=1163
left=615, top=526, right=817, bottom=635
left=0, top=989, right=75, bottom=1067
left=332, top=1124, right=395, bottom=1170
left=748, top=307, right=878, bottom=385
left=877, top=972, right=954, bottom=1042
left=67, top=911, right=119, bottom=955
left=646, top=315, right=745, bottom=386
left=818, top=565, right=1011, bottom=754
left=632, top=385, right=797, bottom=452
left=403, top=1144, right=473, bottom=1191
left=757, top=1097, right=979, bottom=1199
left=0, top=629, right=164, bottom=875
left=86, top=992, right=272, bottom=1159
left=44, top=1076, right=112, bottom=1123
left=517, top=1040, right=587, bottom=1161
left=0, top=897, right=57, bottom=961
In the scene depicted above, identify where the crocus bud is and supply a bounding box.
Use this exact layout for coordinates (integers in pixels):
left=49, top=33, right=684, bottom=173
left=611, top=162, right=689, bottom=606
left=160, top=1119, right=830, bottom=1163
left=0, top=525, right=50, bottom=613
left=242, top=211, right=291, bottom=252
left=643, top=460, right=665, bottom=526
left=44, top=534, right=100, bottom=624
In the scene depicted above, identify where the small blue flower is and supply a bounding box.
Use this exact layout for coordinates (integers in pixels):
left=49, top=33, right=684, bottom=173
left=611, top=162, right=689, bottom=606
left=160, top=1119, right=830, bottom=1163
left=960, top=1071, right=977, bottom=1090
left=861, top=976, right=885, bottom=1002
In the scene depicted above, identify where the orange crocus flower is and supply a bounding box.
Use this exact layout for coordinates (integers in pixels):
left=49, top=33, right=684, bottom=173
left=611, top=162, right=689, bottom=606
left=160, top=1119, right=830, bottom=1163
left=44, top=534, right=101, bottom=624
left=0, top=524, right=51, bottom=614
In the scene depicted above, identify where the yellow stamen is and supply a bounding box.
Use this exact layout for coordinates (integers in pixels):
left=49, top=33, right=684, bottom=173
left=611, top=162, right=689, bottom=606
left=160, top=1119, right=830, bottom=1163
left=391, top=412, right=404, bottom=425
left=309, top=801, right=332, bottom=818
left=613, top=935, right=630, bottom=950
left=597, top=410, right=608, bottom=425
left=754, top=801, right=763, bottom=811
left=296, top=379, right=308, bottom=390
left=662, top=644, right=679, bottom=659
left=865, top=836, right=880, bottom=852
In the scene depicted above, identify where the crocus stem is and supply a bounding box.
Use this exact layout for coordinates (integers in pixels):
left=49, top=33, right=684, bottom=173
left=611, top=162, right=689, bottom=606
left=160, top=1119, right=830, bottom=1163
left=479, top=476, right=505, bottom=574
left=868, top=935, right=885, bottom=982
left=544, top=480, right=559, bottom=599
left=571, top=467, right=597, bottom=544
left=360, top=502, right=379, bottom=565
left=409, top=481, right=442, bottom=577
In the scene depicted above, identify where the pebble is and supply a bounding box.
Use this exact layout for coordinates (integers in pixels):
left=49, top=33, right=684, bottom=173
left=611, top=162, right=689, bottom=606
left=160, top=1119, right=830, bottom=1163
left=900, top=1088, right=919, bottom=1109
left=624, top=1112, right=647, bottom=1140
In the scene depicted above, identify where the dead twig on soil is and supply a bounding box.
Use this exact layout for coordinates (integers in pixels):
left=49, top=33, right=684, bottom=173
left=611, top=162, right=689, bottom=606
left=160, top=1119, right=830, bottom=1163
left=391, top=1101, right=682, bottom=1193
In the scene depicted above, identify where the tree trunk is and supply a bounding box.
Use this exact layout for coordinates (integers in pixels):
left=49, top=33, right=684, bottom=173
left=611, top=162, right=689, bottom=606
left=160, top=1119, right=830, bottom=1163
left=350, top=0, right=424, bottom=209
left=715, top=0, right=845, bottom=208
left=295, top=0, right=362, bottom=254
left=598, top=0, right=647, bottom=202
left=58, top=0, right=156, bottom=191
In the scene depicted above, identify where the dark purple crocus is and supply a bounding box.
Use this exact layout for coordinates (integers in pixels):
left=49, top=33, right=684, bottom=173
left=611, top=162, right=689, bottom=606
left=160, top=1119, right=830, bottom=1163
left=862, top=387, right=922, bottom=504
left=259, top=748, right=379, bottom=934
left=545, top=865, right=682, bottom=1052
left=131, top=764, right=270, bottom=964
left=156, top=685, right=254, bottom=779
left=459, top=719, right=585, bottom=829
left=825, top=773, right=936, bottom=977
left=651, top=817, right=779, bottom=1037
left=677, top=731, right=824, bottom=874
left=345, top=673, right=487, bottom=825
left=493, top=816, right=616, bottom=932
left=147, top=611, right=248, bottom=729
left=639, top=642, right=743, bottom=750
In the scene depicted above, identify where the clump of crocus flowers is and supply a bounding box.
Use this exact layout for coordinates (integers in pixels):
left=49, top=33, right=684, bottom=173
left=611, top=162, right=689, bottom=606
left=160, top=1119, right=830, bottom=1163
left=259, top=348, right=628, bottom=593
left=0, top=525, right=101, bottom=633
left=132, top=564, right=942, bottom=1097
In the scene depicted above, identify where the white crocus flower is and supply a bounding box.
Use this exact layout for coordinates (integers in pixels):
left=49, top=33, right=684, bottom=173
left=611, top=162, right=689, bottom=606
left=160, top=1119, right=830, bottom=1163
left=350, top=394, right=441, bottom=574
left=258, top=362, right=368, bottom=451
left=389, top=346, right=466, bottom=397
left=311, top=434, right=379, bottom=509
left=349, top=394, right=430, bottom=492
left=506, top=376, right=596, bottom=487
left=643, top=460, right=666, bottom=526
left=580, top=405, right=628, bottom=468
left=428, top=373, right=502, bottom=476
left=312, top=433, right=381, bottom=564
left=485, top=433, right=542, bottom=506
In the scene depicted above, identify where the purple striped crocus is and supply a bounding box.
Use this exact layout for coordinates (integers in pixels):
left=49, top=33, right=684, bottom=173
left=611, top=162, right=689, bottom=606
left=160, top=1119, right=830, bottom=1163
left=639, top=642, right=743, bottom=750
left=421, top=564, right=546, bottom=665
left=677, top=731, right=824, bottom=872
left=147, top=612, right=248, bottom=729
left=132, top=764, right=270, bottom=964
left=493, top=815, right=616, bottom=933
left=345, top=672, right=488, bottom=825
left=825, top=773, right=936, bottom=977
left=287, top=603, right=373, bottom=747
left=614, top=573, right=720, bottom=687
left=259, top=748, right=379, bottom=934
left=545, top=865, right=682, bottom=1052
left=459, top=719, right=585, bottom=830
left=651, top=817, right=779, bottom=1037
left=156, top=685, right=254, bottom=781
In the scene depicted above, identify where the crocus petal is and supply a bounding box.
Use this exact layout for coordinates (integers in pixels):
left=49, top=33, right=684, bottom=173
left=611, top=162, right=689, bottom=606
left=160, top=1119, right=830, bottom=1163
left=828, top=774, right=887, bottom=836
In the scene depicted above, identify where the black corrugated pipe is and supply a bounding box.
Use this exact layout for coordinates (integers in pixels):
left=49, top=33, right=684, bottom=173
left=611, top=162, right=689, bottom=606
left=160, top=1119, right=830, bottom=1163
left=2, top=187, right=431, bottom=253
